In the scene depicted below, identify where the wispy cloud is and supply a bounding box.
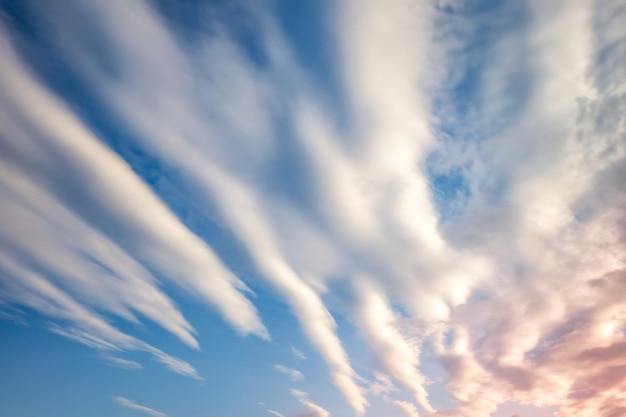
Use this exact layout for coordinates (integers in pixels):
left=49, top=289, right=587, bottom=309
left=115, top=397, right=168, bottom=417
left=426, top=1, right=626, bottom=416
left=0, top=21, right=265, bottom=377
left=367, top=373, right=396, bottom=399
left=100, top=354, right=143, bottom=370
left=290, top=390, right=331, bottom=417
left=393, top=400, right=420, bottom=417
left=22, top=0, right=366, bottom=412
left=291, top=348, right=307, bottom=361
left=353, top=280, right=433, bottom=413
left=1, top=0, right=625, bottom=416
left=275, top=364, right=304, bottom=381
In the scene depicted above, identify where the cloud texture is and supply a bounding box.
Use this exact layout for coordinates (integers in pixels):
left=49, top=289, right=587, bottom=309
left=115, top=397, right=168, bottom=417
left=0, top=0, right=624, bottom=416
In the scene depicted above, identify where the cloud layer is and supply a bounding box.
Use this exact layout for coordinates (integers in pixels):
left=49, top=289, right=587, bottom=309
left=0, top=0, right=624, bottom=416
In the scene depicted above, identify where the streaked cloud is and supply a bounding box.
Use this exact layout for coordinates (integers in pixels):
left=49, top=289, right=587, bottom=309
left=275, top=364, right=304, bottom=381
left=367, top=373, right=397, bottom=399
left=0, top=0, right=624, bottom=416
left=100, top=354, right=143, bottom=370
left=0, top=20, right=266, bottom=377
left=290, top=389, right=331, bottom=417
left=19, top=0, right=366, bottom=411
left=394, top=400, right=421, bottom=417
left=353, top=280, right=433, bottom=412
left=291, top=348, right=307, bottom=361
left=115, top=397, right=168, bottom=417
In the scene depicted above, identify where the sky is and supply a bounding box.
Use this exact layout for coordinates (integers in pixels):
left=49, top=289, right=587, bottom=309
left=0, top=0, right=625, bottom=416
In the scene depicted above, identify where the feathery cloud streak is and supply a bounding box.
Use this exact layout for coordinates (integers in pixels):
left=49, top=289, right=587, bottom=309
left=291, top=389, right=331, bottom=417
left=115, top=397, right=168, bottom=417
left=0, top=20, right=266, bottom=377
left=275, top=365, right=305, bottom=381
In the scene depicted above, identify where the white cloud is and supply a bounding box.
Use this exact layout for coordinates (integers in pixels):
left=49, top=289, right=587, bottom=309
left=100, top=355, right=143, bottom=370
left=367, top=373, right=397, bottom=399
left=426, top=1, right=626, bottom=416
left=291, top=348, right=307, bottom=361
left=1, top=0, right=625, bottom=416
left=353, top=281, right=433, bottom=413
left=25, top=1, right=366, bottom=412
left=275, top=365, right=304, bottom=381
left=0, top=22, right=266, bottom=376
left=115, top=397, right=168, bottom=417
left=290, top=390, right=331, bottom=417
left=394, top=400, right=421, bottom=417
left=267, top=410, right=286, bottom=417
left=0, top=262, right=200, bottom=379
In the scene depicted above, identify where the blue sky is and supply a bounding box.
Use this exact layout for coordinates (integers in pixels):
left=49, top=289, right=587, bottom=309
left=0, top=1, right=625, bottom=417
